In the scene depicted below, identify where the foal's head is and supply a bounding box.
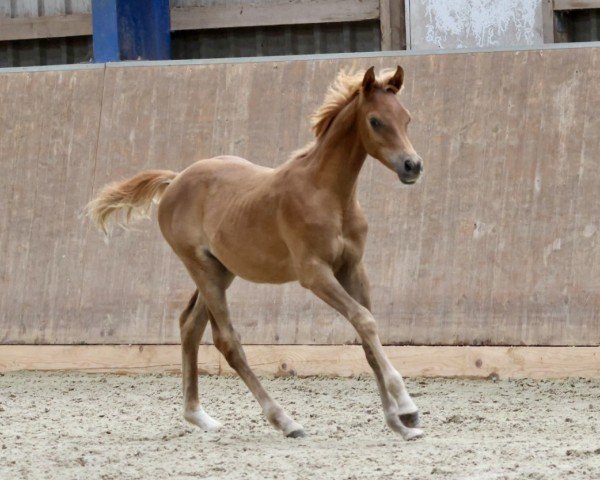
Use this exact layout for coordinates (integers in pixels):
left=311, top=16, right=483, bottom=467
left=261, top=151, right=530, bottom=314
left=312, top=66, right=423, bottom=185
left=357, top=66, right=423, bottom=185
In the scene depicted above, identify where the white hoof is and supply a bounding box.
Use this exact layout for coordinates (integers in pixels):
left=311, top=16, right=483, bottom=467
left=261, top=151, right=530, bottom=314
left=282, top=421, right=306, bottom=438
left=402, top=427, right=424, bottom=441
left=184, top=407, right=222, bottom=431
left=385, top=411, right=424, bottom=440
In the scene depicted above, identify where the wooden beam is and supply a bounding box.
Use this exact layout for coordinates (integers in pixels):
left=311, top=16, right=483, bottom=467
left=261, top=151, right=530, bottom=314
left=0, top=13, right=91, bottom=42
left=7, top=1, right=599, bottom=45
left=1, top=345, right=598, bottom=379
left=390, top=0, right=407, bottom=50
left=0, top=345, right=220, bottom=374
left=404, top=0, right=412, bottom=49
left=171, top=0, right=380, bottom=31
left=554, top=8, right=571, bottom=42
left=553, top=0, right=600, bottom=10
left=379, top=0, right=406, bottom=50
left=542, top=0, right=555, bottom=43
left=380, top=0, right=392, bottom=50
left=0, top=1, right=380, bottom=42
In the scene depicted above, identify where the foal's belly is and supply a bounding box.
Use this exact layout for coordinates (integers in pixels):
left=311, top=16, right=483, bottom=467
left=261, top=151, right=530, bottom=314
left=209, top=235, right=297, bottom=284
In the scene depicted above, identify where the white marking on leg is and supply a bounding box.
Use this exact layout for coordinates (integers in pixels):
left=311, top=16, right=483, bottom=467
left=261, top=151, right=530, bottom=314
left=184, top=407, right=222, bottom=431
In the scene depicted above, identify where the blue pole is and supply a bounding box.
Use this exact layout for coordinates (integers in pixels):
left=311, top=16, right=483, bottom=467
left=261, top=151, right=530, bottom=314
left=92, top=0, right=120, bottom=62
left=92, top=0, right=171, bottom=63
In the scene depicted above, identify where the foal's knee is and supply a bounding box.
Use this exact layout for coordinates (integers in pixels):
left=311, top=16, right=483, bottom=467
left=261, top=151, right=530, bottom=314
left=350, top=307, right=378, bottom=338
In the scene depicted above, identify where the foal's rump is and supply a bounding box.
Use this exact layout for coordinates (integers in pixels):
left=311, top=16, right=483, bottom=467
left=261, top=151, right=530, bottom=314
left=86, top=156, right=272, bottom=237
left=86, top=156, right=293, bottom=282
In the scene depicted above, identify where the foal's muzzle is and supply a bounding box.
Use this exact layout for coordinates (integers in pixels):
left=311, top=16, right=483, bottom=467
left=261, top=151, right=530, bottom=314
left=394, top=155, right=423, bottom=185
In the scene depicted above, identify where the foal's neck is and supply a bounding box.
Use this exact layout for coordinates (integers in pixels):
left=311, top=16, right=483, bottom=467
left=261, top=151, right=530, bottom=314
left=301, top=102, right=367, bottom=204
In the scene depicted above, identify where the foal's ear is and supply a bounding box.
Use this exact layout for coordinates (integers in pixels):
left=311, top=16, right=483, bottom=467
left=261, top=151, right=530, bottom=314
left=362, top=66, right=376, bottom=93
left=386, top=65, right=404, bottom=93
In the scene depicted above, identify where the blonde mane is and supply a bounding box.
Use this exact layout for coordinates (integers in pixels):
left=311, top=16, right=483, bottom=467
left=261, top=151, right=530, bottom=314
left=310, top=68, right=399, bottom=138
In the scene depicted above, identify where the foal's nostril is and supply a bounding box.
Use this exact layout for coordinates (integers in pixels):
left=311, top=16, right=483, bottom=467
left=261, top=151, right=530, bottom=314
left=404, top=160, right=414, bottom=172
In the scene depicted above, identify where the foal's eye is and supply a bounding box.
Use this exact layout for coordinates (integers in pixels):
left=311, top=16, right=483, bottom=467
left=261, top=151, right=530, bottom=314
left=369, top=118, right=382, bottom=129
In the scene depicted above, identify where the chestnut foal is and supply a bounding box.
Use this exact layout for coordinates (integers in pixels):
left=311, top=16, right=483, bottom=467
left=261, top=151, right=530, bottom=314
left=88, top=66, right=424, bottom=440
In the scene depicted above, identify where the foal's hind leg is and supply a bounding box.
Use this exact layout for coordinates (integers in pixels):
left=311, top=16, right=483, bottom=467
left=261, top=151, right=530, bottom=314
left=179, top=290, right=221, bottom=431
left=209, top=316, right=305, bottom=437
left=184, top=249, right=305, bottom=438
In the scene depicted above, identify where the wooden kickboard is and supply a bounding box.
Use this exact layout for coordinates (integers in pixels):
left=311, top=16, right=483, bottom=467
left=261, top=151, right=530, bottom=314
left=0, top=345, right=598, bottom=379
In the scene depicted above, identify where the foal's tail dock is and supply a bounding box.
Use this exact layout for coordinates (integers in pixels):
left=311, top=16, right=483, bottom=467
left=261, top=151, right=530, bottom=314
left=86, top=170, right=177, bottom=234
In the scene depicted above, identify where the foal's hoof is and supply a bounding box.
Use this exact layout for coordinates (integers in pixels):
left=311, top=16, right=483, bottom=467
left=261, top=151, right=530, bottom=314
left=286, top=429, right=307, bottom=439
left=403, top=427, right=424, bottom=441
left=399, top=411, right=421, bottom=429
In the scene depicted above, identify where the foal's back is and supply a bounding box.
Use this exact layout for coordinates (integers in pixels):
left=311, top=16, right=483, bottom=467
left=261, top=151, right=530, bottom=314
left=158, top=155, right=297, bottom=283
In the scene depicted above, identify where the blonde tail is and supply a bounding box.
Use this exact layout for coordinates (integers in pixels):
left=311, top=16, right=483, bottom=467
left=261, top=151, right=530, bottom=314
left=86, top=169, right=177, bottom=234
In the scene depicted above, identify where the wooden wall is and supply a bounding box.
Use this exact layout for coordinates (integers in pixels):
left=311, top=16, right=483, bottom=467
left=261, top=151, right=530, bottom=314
left=0, top=0, right=389, bottom=68
left=1, top=45, right=599, bottom=346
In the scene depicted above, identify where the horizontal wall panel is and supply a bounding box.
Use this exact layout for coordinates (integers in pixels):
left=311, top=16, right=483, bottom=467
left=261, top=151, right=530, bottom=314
left=0, top=46, right=598, bottom=345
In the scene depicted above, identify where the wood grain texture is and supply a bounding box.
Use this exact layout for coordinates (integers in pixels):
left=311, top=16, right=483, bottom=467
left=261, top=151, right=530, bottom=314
left=0, top=13, right=91, bottom=41
left=0, top=0, right=380, bottom=41
left=542, top=0, right=555, bottom=43
left=0, top=66, right=105, bottom=344
left=390, top=0, right=406, bottom=50
left=380, top=0, right=393, bottom=50
left=1, top=345, right=598, bottom=379
left=1, top=46, right=599, bottom=345
left=0, top=345, right=219, bottom=374
left=172, top=0, right=380, bottom=31
left=380, top=0, right=406, bottom=50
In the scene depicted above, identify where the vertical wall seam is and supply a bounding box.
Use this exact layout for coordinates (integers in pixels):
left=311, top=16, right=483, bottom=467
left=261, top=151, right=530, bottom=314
left=75, top=63, right=107, bottom=332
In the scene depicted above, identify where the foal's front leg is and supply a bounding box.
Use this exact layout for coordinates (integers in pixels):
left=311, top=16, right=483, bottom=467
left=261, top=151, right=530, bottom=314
left=336, top=263, right=422, bottom=432
left=301, top=261, right=423, bottom=440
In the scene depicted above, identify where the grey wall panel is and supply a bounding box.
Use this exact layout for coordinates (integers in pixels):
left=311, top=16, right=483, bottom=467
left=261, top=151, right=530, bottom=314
left=407, top=0, right=544, bottom=50
left=1, top=46, right=599, bottom=345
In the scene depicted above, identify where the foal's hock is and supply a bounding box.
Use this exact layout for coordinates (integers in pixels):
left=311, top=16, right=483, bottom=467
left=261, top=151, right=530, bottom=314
left=87, top=66, right=424, bottom=440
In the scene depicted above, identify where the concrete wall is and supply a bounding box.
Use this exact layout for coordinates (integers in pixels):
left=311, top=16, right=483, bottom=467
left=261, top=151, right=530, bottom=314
left=1, top=45, right=598, bottom=346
